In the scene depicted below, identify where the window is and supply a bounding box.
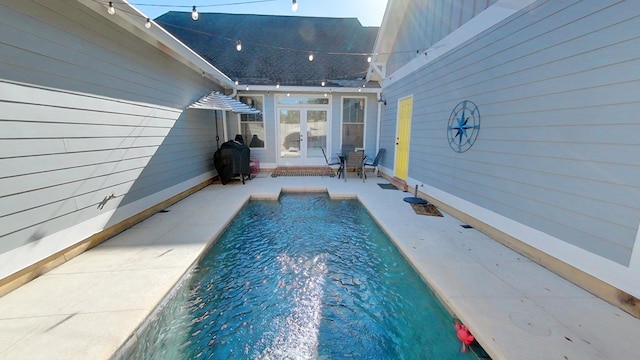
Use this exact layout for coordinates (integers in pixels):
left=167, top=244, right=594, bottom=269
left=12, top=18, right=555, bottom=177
left=277, top=97, right=329, bottom=105
left=342, top=97, right=365, bottom=148
left=240, top=95, right=265, bottom=148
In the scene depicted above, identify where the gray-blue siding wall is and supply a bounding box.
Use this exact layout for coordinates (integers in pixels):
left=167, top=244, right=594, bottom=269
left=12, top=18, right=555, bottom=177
left=0, top=0, right=223, bottom=280
left=380, top=0, right=639, bottom=289
left=387, top=0, right=497, bottom=75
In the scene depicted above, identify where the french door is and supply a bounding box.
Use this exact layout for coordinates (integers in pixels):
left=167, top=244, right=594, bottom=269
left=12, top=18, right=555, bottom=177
left=279, top=108, right=328, bottom=166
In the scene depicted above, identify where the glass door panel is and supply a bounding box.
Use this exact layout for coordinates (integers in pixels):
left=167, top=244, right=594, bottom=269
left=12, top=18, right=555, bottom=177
left=280, top=109, right=301, bottom=161
left=278, top=106, right=329, bottom=166
left=306, top=110, right=327, bottom=163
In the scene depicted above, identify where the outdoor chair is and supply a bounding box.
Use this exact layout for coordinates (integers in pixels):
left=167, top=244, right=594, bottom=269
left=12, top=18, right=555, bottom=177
left=341, top=144, right=356, bottom=154
left=321, top=147, right=341, bottom=177
left=363, top=148, right=385, bottom=178
left=345, top=149, right=365, bottom=182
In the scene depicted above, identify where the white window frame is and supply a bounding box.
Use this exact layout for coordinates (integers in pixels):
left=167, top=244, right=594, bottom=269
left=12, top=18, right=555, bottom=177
left=340, top=96, right=367, bottom=151
left=239, top=94, right=266, bottom=150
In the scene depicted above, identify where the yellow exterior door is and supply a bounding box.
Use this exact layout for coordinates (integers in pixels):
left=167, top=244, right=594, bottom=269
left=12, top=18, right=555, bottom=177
left=394, top=96, right=412, bottom=180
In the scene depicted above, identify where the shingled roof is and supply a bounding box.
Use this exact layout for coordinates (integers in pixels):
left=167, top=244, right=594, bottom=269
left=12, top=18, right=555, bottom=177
left=155, top=12, right=379, bottom=87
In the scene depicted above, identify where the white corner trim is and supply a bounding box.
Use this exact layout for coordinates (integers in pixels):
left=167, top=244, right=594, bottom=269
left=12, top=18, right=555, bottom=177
left=629, top=221, right=640, bottom=274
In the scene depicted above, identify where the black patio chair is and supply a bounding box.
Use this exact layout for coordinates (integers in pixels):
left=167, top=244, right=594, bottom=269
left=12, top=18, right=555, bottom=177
left=363, top=148, right=385, bottom=178
left=321, top=147, right=341, bottom=177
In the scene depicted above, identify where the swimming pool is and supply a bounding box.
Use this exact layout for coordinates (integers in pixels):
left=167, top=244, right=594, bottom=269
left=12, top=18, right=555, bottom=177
left=119, top=192, right=480, bottom=359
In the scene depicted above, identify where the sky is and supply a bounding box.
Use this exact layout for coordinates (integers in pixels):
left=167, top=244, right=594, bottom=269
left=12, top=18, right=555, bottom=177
left=129, top=0, right=389, bottom=27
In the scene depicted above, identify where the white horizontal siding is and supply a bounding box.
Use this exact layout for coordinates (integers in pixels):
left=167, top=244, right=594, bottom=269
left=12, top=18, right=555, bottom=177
left=0, top=0, right=223, bottom=279
left=1, top=0, right=202, bottom=107
left=382, top=0, right=640, bottom=272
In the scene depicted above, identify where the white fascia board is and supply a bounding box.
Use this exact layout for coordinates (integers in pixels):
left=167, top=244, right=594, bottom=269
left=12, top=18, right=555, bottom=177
left=241, top=85, right=382, bottom=95
left=76, top=0, right=235, bottom=89
left=382, top=0, right=537, bottom=88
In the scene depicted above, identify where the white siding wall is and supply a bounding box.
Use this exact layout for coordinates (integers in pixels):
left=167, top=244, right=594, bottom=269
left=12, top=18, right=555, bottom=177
left=0, top=1, right=222, bottom=279
left=381, top=0, right=640, bottom=297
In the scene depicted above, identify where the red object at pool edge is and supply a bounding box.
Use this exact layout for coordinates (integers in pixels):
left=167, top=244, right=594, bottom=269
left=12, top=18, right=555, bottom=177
left=455, top=323, right=475, bottom=352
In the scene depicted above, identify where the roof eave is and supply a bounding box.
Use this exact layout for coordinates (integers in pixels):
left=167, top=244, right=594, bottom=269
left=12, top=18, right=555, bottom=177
left=237, top=84, right=381, bottom=94
left=367, top=0, right=410, bottom=82
left=76, top=0, right=235, bottom=90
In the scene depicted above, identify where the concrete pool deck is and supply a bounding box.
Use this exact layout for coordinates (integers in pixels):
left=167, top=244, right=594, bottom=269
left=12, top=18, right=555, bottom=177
left=0, top=173, right=638, bottom=359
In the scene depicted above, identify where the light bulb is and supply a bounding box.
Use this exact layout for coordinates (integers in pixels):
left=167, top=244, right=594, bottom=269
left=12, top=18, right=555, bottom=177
left=292, top=0, right=298, bottom=12
left=236, top=40, right=242, bottom=52
left=145, top=18, right=152, bottom=29
left=321, top=80, right=325, bottom=87
left=367, top=56, right=372, bottom=63
left=276, top=82, right=280, bottom=89
left=235, top=80, right=239, bottom=86
left=107, top=2, right=115, bottom=15
left=191, top=6, right=199, bottom=21
left=308, top=52, right=314, bottom=62
left=245, top=85, right=249, bottom=91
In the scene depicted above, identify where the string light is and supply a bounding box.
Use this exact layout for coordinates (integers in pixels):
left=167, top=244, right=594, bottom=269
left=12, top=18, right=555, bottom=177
left=98, top=1, right=428, bottom=88
left=291, top=0, right=298, bottom=12
left=100, top=2, right=424, bottom=62
left=149, top=17, right=424, bottom=62
left=321, top=80, right=325, bottom=86
left=191, top=6, right=199, bottom=21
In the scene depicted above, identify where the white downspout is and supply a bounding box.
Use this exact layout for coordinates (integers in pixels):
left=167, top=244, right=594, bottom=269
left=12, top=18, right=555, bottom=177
left=376, top=91, right=382, bottom=153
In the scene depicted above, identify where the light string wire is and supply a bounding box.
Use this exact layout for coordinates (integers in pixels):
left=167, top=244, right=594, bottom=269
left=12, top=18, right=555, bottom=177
left=93, top=0, right=425, bottom=58
left=130, top=0, right=277, bottom=8
left=92, top=0, right=425, bottom=86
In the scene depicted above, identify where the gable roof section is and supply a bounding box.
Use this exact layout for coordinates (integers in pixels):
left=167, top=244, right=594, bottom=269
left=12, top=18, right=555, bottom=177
left=76, top=0, right=234, bottom=90
left=155, top=12, right=378, bottom=87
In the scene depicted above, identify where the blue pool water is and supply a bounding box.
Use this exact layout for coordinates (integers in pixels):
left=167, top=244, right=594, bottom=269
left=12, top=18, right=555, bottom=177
left=121, top=193, right=479, bottom=359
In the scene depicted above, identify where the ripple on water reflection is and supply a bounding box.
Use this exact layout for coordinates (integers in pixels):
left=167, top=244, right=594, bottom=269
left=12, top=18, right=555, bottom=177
left=123, top=193, right=477, bottom=360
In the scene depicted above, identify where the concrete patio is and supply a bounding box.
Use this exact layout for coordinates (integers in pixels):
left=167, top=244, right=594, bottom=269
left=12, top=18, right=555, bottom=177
left=0, top=172, right=637, bottom=359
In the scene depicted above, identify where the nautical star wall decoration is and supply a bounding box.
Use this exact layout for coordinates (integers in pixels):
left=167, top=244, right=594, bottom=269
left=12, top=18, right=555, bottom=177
left=447, top=100, right=480, bottom=153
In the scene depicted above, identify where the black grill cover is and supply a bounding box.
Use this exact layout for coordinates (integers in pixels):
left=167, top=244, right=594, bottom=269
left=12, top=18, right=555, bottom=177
left=213, top=140, right=250, bottom=184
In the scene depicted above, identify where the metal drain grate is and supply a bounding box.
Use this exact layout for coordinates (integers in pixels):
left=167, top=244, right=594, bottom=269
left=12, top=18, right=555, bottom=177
left=378, top=183, right=397, bottom=189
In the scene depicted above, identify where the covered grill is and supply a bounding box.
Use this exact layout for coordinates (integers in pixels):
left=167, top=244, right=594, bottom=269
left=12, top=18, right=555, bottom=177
left=214, top=139, right=250, bottom=184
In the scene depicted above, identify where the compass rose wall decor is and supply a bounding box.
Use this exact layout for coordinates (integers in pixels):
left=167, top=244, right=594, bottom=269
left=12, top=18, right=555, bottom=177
left=447, top=100, right=481, bottom=153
